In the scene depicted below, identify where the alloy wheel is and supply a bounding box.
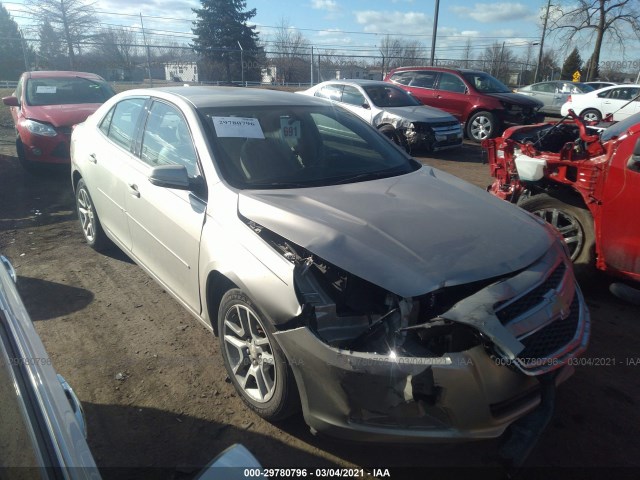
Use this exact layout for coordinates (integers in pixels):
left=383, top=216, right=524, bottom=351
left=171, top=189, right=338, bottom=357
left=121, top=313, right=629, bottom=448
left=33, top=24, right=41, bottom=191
left=532, top=207, right=584, bottom=261
left=77, top=188, right=97, bottom=243
left=222, top=304, right=276, bottom=403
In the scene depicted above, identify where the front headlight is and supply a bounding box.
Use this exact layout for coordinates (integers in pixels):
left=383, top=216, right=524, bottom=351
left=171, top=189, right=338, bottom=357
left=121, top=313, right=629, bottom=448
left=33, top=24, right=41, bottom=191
left=24, top=119, right=58, bottom=137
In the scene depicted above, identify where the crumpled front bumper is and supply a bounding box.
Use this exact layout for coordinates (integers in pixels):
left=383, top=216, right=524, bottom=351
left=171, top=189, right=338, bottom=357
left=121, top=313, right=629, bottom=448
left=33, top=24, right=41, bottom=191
left=274, top=326, right=574, bottom=443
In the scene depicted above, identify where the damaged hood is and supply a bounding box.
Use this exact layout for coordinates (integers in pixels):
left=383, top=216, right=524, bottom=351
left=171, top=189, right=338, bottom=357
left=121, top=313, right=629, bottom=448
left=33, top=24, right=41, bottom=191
left=238, top=168, right=554, bottom=297
left=375, top=106, right=457, bottom=125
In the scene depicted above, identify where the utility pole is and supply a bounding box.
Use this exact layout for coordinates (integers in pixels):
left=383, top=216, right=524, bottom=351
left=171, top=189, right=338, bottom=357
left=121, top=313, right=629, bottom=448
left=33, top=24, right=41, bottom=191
left=140, top=13, right=153, bottom=86
left=237, top=41, right=244, bottom=85
left=429, top=0, right=440, bottom=66
left=310, top=46, right=314, bottom=85
left=534, top=0, right=551, bottom=83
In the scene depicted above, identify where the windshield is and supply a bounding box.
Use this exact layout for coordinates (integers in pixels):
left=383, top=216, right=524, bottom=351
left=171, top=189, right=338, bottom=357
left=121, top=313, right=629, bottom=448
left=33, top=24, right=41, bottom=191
left=202, top=105, right=420, bottom=189
left=25, top=77, right=115, bottom=106
left=362, top=85, right=421, bottom=107
left=600, top=111, right=640, bottom=142
left=462, top=72, right=511, bottom=93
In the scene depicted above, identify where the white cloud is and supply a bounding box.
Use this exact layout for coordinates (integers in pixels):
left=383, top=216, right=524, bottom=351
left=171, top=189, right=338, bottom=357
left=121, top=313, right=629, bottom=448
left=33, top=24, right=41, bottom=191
left=451, top=3, right=533, bottom=23
left=354, top=10, right=432, bottom=35
left=311, top=0, right=339, bottom=12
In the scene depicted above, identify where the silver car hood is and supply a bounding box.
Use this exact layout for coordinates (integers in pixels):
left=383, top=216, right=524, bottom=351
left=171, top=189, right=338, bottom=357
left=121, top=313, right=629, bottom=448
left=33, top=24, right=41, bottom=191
left=238, top=167, right=553, bottom=297
left=381, top=106, right=456, bottom=123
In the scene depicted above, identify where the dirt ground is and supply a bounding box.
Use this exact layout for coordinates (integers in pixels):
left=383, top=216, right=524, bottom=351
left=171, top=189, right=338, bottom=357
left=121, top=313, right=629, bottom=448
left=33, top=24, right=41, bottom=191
left=1, top=120, right=639, bottom=479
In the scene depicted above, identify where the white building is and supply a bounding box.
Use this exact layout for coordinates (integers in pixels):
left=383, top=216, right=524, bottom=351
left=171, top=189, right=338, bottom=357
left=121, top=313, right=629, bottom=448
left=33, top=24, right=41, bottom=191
left=164, top=62, right=199, bottom=83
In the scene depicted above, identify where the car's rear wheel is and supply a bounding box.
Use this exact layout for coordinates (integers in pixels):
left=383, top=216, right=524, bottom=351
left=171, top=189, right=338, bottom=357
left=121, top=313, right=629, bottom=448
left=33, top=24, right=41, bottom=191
left=218, top=289, right=299, bottom=421
left=466, top=111, right=498, bottom=142
left=580, top=109, right=602, bottom=123
left=518, top=193, right=595, bottom=278
left=75, top=179, right=110, bottom=251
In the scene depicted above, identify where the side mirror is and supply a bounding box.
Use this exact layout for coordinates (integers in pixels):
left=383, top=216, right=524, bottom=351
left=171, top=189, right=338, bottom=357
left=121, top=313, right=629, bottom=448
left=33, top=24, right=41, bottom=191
left=362, top=102, right=370, bottom=109
left=149, top=165, right=205, bottom=194
left=1, top=256, right=17, bottom=283
left=194, top=444, right=264, bottom=480
left=2, top=96, right=19, bottom=107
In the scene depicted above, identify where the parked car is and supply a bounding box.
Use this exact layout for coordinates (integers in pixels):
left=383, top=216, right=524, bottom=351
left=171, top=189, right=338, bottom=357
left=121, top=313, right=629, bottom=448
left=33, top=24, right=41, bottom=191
left=0, top=254, right=264, bottom=477
left=560, top=83, right=640, bottom=121
left=71, top=86, right=589, bottom=453
left=515, top=81, right=594, bottom=115
left=0, top=254, right=97, bottom=475
left=384, top=66, right=544, bottom=142
left=298, top=80, right=462, bottom=152
left=583, top=81, right=617, bottom=91
left=2, top=70, right=115, bottom=173
left=484, top=110, right=640, bottom=295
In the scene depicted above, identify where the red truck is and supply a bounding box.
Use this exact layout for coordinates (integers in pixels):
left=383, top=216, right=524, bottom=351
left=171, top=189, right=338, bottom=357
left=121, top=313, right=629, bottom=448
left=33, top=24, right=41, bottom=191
left=484, top=111, right=640, bottom=300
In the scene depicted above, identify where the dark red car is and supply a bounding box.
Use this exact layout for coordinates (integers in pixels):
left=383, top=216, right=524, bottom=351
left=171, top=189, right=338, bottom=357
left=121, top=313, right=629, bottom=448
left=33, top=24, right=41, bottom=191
left=484, top=111, right=640, bottom=297
left=2, top=71, right=115, bottom=172
left=385, top=66, right=544, bottom=142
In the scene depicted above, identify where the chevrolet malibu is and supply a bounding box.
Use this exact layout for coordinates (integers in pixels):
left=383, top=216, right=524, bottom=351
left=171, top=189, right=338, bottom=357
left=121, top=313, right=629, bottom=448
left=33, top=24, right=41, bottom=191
left=3, top=70, right=115, bottom=173
left=70, top=87, right=589, bottom=450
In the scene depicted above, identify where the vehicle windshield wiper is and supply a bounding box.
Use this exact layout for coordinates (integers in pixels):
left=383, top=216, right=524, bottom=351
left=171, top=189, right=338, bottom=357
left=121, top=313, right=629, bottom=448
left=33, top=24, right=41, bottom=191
left=329, top=169, right=406, bottom=185
left=248, top=181, right=310, bottom=189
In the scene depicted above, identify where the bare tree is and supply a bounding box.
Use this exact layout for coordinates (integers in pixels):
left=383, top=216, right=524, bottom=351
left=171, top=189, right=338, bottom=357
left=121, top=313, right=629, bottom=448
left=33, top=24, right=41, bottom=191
left=98, top=27, right=140, bottom=78
left=462, top=37, right=474, bottom=68
left=269, top=18, right=310, bottom=83
left=26, top=0, right=97, bottom=69
left=549, top=0, right=640, bottom=80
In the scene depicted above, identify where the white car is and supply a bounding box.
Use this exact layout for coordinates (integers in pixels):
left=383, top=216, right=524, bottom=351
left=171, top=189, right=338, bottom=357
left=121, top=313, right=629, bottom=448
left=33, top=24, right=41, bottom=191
left=560, top=83, right=640, bottom=121
left=298, top=80, right=462, bottom=152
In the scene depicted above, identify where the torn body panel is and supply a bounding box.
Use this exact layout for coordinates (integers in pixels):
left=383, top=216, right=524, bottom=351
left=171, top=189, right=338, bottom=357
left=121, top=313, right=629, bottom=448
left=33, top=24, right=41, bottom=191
left=373, top=109, right=462, bottom=152
left=274, top=326, right=574, bottom=442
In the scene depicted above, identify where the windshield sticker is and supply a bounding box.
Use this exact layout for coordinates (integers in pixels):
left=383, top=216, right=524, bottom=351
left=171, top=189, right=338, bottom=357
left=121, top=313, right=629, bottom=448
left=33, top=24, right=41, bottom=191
left=36, top=86, right=57, bottom=94
left=211, top=116, right=264, bottom=138
left=280, top=118, right=301, bottom=139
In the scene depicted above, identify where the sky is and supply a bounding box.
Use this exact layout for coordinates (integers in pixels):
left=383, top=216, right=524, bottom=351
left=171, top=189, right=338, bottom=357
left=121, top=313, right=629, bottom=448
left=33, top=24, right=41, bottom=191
left=4, top=0, right=640, bottom=67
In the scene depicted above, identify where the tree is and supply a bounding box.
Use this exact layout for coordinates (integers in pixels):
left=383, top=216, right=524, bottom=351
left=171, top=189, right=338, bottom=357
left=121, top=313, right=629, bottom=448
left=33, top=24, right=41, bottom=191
left=38, top=20, right=66, bottom=69
left=549, top=0, right=640, bottom=81
left=192, top=0, right=262, bottom=82
left=269, top=18, right=310, bottom=83
left=561, top=47, right=582, bottom=80
left=0, top=3, right=25, bottom=79
left=25, top=0, right=97, bottom=69
left=538, top=49, right=559, bottom=81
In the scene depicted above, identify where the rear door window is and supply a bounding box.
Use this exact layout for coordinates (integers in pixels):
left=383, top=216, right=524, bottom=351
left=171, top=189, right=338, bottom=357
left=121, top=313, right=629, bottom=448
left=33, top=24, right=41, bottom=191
left=101, top=98, right=146, bottom=152
left=315, top=84, right=343, bottom=101
left=437, top=73, right=466, bottom=93
left=341, top=86, right=366, bottom=106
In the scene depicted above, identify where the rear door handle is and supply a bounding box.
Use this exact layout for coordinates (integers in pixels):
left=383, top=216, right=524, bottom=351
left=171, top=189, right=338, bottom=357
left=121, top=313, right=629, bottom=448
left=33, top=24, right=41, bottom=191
left=128, top=183, right=140, bottom=198
left=88, top=153, right=97, bottom=164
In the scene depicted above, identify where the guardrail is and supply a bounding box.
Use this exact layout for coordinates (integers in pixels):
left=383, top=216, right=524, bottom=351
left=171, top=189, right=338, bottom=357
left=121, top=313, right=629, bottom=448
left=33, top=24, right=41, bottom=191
left=0, top=81, right=18, bottom=89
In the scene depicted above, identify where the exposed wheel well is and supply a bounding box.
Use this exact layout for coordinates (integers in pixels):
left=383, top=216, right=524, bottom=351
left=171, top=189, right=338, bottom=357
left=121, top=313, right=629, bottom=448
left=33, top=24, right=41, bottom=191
left=72, top=170, right=82, bottom=191
left=206, top=271, right=237, bottom=336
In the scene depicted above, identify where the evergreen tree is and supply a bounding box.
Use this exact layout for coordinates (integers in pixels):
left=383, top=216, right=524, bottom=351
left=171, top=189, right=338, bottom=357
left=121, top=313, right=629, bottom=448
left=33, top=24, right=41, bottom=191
left=38, top=21, right=66, bottom=69
left=191, top=0, right=262, bottom=82
left=0, top=3, right=25, bottom=79
left=561, top=48, right=582, bottom=80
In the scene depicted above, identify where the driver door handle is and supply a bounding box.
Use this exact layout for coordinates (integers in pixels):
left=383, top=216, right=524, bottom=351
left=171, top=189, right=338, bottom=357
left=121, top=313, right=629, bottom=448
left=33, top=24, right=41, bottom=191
left=88, top=153, right=97, bottom=164
left=128, top=184, right=140, bottom=198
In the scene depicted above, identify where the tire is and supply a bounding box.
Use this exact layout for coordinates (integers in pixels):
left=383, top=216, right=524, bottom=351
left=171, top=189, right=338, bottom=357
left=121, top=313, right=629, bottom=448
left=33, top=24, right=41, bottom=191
left=580, top=109, right=602, bottom=123
left=218, top=289, right=299, bottom=421
left=518, top=193, right=595, bottom=278
left=378, top=124, right=406, bottom=150
left=466, top=111, right=498, bottom=142
left=75, top=178, right=110, bottom=251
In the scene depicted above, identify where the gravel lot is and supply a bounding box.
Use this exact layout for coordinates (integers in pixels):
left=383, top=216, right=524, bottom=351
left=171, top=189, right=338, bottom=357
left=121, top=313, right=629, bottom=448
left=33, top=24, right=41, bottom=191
left=0, top=118, right=639, bottom=479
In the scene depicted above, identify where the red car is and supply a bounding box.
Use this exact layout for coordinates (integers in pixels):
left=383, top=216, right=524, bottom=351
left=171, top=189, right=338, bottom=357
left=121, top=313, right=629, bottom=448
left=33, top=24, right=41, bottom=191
left=385, top=66, right=544, bottom=142
left=2, top=71, right=115, bottom=172
left=484, top=111, right=640, bottom=297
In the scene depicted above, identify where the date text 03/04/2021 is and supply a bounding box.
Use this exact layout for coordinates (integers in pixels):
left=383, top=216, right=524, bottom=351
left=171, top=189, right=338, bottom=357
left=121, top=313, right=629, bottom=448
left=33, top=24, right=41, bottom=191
left=243, top=468, right=391, bottom=477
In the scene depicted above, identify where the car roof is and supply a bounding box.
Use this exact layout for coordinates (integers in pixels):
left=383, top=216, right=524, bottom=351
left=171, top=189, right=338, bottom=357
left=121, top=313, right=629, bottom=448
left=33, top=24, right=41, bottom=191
left=318, top=79, right=395, bottom=87
left=124, top=86, right=332, bottom=109
left=25, top=70, right=106, bottom=80
left=389, top=66, right=485, bottom=75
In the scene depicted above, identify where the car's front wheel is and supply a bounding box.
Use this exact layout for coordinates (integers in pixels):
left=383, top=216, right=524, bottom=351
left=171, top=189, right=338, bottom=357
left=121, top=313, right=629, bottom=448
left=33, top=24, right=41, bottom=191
left=518, top=193, right=595, bottom=277
left=466, top=111, right=498, bottom=142
left=218, top=289, right=299, bottom=421
left=75, top=179, right=110, bottom=251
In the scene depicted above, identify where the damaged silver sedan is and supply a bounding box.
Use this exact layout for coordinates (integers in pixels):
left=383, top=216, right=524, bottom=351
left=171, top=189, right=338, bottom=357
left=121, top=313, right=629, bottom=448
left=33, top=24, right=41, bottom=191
left=70, top=87, right=589, bottom=448
left=299, top=80, right=463, bottom=152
